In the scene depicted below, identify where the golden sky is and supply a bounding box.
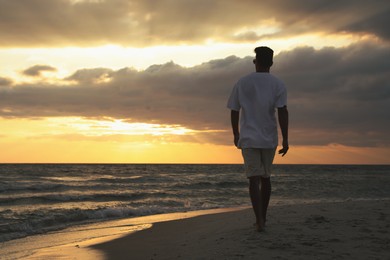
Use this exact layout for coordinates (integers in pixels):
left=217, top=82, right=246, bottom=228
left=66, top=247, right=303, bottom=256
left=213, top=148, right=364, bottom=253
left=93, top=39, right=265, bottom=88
left=0, top=0, right=389, bottom=164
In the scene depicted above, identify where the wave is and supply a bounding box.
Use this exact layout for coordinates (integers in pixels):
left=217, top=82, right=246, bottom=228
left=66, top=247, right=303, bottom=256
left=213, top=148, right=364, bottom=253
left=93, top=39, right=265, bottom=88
left=172, top=180, right=246, bottom=189
left=0, top=183, right=67, bottom=193
left=0, top=203, right=216, bottom=243
left=0, top=177, right=147, bottom=194
left=0, top=191, right=177, bottom=205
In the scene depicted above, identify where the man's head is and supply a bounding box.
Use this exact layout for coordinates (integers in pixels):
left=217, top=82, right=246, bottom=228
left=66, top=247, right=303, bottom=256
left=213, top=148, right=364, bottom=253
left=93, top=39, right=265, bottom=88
left=253, top=46, right=273, bottom=70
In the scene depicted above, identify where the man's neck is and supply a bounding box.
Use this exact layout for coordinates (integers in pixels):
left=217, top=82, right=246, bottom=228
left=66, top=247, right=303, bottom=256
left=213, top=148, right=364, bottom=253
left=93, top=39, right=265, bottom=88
left=256, top=67, right=270, bottom=73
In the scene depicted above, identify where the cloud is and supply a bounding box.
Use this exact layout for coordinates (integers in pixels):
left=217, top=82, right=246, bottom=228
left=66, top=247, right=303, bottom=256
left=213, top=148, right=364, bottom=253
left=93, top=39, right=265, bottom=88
left=343, top=7, right=390, bottom=40
left=275, top=43, right=390, bottom=147
left=22, top=65, right=57, bottom=77
left=1, top=42, right=389, bottom=147
left=0, top=0, right=389, bottom=47
left=0, top=77, right=12, bottom=86
left=66, top=68, right=113, bottom=84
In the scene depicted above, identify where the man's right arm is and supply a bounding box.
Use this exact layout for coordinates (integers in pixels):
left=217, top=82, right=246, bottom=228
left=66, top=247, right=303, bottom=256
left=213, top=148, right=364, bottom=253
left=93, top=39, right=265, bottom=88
left=277, top=106, right=289, bottom=156
left=231, top=110, right=240, bottom=147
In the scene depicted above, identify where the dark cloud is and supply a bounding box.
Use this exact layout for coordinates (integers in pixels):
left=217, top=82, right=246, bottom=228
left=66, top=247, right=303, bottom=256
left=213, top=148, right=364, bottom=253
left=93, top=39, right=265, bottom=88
left=1, top=42, right=389, bottom=147
left=0, top=77, right=12, bottom=86
left=66, top=68, right=114, bottom=84
left=274, top=43, right=390, bottom=147
left=22, top=65, right=57, bottom=77
left=343, top=7, right=390, bottom=40
left=0, top=0, right=389, bottom=47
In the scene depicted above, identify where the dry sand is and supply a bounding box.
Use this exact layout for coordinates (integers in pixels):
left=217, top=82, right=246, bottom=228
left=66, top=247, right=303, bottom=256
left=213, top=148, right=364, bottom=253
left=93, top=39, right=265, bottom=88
left=15, top=199, right=390, bottom=259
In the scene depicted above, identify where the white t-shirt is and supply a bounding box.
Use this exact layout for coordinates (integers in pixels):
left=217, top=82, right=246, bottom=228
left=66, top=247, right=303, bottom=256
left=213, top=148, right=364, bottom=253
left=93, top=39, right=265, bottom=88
left=227, top=72, right=287, bottom=149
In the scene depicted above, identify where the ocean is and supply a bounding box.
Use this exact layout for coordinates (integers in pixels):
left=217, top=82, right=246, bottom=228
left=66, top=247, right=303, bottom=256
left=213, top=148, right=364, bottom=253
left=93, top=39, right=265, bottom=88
left=0, top=164, right=389, bottom=243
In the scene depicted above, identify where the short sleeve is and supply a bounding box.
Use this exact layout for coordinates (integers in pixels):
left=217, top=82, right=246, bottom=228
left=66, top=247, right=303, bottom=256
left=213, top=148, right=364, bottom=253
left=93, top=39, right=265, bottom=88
left=227, top=83, right=241, bottom=111
left=275, top=82, right=287, bottom=108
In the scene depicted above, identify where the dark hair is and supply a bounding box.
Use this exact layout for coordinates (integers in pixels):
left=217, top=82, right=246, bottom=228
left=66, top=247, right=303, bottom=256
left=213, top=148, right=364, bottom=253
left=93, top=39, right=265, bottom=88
left=254, top=46, right=273, bottom=67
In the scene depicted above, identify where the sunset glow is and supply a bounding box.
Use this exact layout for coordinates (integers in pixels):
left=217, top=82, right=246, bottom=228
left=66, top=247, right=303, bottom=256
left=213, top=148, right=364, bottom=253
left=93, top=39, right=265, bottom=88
left=0, top=1, right=389, bottom=164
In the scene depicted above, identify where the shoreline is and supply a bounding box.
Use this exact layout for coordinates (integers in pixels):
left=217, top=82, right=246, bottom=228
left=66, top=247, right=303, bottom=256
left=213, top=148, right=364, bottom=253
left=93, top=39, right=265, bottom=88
left=2, top=207, right=247, bottom=259
left=4, top=199, right=388, bottom=259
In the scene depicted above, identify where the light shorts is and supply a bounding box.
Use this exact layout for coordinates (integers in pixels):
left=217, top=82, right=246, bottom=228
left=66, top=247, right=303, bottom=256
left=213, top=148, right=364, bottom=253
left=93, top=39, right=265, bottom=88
left=242, top=148, right=276, bottom=178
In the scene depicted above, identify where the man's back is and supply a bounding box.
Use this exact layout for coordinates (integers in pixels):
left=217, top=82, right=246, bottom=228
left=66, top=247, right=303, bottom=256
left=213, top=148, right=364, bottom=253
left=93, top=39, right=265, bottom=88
left=227, top=72, right=287, bottom=148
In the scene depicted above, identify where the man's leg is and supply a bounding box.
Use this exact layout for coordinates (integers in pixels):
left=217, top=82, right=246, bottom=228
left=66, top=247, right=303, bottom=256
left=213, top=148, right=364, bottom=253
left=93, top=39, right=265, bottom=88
left=260, top=176, right=271, bottom=223
left=249, top=176, right=272, bottom=231
left=259, top=148, right=275, bottom=224
left=249, top=176, right=264, bottom=231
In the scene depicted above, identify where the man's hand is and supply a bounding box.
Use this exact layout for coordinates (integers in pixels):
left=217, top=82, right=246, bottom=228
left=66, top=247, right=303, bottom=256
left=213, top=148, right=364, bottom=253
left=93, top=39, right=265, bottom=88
left=278, top=140, right=289, bottom=156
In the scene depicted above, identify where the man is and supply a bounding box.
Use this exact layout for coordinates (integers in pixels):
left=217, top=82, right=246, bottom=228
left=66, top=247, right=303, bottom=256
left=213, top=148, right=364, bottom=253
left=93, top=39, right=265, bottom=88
left=227, top=46, right=289, bottom=232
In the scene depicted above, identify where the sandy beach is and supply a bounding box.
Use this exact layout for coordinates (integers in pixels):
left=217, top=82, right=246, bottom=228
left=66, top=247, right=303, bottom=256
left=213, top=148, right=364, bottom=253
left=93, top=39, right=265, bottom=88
left=18, top=199, right=389, bottom=260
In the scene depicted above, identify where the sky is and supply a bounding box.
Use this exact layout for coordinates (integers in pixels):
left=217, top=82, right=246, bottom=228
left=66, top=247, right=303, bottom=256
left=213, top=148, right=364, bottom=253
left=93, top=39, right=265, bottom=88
left=0, top=0, right=389, bottom=164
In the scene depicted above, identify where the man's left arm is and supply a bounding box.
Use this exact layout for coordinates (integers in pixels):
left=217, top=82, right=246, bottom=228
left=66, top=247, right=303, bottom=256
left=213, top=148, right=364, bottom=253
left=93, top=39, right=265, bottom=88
left=277, top=106, right=289, bottom=156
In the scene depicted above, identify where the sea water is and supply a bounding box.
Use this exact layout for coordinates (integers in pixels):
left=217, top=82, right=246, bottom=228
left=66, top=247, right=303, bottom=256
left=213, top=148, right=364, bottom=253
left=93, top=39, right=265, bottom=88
left=0, top=164, right=389, bottom=243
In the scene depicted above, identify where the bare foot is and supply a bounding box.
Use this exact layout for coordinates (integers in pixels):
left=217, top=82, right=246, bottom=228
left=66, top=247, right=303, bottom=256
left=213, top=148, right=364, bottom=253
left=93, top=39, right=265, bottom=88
left=255, top=218, right=265, bottom=232
left=255, top=223, right=265, bottom=232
